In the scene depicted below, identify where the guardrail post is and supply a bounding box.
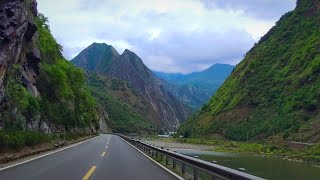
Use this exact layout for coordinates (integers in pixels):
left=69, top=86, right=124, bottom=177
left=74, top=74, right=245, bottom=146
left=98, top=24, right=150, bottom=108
left=182, top=163, right=186, bottom=175
left=165, top=156, right=169, bottom=165
left=194, top=168, right=198, bottom=180
left=173, top=159, right=176, bottom=169
left=156, top=151, right=158, bottom=159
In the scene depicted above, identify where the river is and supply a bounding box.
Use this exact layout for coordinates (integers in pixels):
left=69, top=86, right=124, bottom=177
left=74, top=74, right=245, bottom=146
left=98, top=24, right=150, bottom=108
left=176, top=149, right=320, bottom=180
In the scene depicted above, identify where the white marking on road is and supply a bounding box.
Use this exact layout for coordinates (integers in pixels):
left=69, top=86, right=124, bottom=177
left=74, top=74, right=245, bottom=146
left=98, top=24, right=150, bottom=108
left=105, top=146, right=108, bottom=149
left=0, top=136, right=101, bottom=171
left=107, top=136, right=111, bottom=145
left=120, top=137, right=184, bottom=180
left=101, top=152, right=106, bottom=157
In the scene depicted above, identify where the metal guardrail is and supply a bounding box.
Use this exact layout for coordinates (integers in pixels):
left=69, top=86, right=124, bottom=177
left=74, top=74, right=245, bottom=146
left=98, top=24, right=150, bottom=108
left=118, top=134, right=265, bottom=180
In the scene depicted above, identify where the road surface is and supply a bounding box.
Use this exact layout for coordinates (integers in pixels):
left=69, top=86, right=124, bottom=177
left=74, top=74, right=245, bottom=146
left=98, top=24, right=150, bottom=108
left=0, top=134, right=178, bottom=180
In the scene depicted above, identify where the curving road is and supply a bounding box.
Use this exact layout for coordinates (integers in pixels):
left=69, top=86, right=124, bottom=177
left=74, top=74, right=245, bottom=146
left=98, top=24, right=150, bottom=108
left=0, top=134, right=178, bottom=180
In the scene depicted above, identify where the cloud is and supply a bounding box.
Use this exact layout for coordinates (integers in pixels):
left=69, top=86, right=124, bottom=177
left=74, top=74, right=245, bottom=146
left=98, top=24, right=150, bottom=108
left=201, top=0, right=296, bottom=20
left=37, top=0, right=296, bottom=73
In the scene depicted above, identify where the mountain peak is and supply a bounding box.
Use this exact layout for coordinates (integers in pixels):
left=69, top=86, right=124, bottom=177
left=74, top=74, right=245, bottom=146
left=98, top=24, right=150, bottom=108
left=121, top=49, right=144, bottom=64
left=122, top=49, right=136, bottom=56
left=88, top=42, right=120, bottom=56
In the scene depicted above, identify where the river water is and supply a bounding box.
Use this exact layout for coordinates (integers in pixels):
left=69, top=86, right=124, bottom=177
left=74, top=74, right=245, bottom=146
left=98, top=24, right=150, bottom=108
left=175, top=149, right=320, bottom=180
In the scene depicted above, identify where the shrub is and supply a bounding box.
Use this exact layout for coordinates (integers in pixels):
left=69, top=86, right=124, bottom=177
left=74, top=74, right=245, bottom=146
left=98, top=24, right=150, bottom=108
left=0, top=130, right=51, bottom=150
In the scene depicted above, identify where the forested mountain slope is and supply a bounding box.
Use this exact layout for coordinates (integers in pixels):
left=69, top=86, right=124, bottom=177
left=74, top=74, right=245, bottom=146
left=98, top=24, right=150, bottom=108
left=72, top=43, right=191, bottom=130
left=86, top=72, right=157, bottom=133
left=179, top=0, right=320, bottom=142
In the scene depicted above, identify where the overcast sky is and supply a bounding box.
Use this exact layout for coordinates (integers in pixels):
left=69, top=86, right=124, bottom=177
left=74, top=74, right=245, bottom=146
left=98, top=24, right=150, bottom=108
left=37, top=0, right=296, bottom=73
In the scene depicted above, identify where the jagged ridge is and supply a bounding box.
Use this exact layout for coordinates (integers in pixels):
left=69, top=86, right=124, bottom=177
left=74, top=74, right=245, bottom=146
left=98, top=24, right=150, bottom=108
left=72, top=43, right=191, bottom=130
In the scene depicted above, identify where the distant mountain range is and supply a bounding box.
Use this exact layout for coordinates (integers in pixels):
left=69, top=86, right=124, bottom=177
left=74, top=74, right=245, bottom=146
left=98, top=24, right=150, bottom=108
left=154, top=64, right=234, bottom=109
left=71, top=43, right=191, bottom=131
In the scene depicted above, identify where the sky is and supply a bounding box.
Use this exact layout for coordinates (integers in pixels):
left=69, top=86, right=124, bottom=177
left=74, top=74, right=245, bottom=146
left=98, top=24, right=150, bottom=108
left=37, top=0, right=296, bottom=74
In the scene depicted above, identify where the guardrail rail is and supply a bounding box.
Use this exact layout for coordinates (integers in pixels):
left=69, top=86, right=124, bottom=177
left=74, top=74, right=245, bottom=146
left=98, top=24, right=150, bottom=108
left=118, top=134, right=265, bottom=180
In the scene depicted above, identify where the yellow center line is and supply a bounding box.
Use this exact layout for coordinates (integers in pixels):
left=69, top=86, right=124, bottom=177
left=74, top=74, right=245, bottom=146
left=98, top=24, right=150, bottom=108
left=101, top=152, right=106, bottom=157
left=82, top=166, right=96, bottom=180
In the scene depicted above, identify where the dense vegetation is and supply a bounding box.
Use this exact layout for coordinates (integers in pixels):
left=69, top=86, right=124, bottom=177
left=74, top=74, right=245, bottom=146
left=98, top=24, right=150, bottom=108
left=0, top=130, right=51, bottom=150
left=86, top=73, right=155, bottom=133
left=35, top=14, right=99, bottom=131
left=0, top=13, right=99, bottom=148
left=179, top=0, right=320, bottom=142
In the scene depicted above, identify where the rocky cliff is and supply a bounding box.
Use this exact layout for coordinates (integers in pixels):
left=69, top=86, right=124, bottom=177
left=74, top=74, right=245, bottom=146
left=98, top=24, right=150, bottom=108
left=72, top=43, right=191, bottom=130
left=0, top=0, right=40, bottom=107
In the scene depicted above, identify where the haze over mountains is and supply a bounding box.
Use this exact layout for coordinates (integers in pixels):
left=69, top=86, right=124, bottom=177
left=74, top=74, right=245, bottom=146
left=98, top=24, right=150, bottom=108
left=155, top=64, right=234, bottom=109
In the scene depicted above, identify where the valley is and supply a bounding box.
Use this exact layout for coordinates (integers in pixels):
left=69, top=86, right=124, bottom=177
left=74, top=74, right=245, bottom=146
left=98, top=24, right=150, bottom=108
left=0, top=0, right=319, bottom=179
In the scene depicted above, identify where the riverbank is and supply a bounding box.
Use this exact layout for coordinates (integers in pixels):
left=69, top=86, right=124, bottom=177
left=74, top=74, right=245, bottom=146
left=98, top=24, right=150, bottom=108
left=143, top=137, right=320, bottom=165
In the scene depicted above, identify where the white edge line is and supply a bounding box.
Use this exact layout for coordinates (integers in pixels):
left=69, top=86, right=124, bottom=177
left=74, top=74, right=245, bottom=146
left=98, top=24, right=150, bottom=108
left=121, top=137, right=185, bottom=180
left=0, top=136, right=100, bottom=171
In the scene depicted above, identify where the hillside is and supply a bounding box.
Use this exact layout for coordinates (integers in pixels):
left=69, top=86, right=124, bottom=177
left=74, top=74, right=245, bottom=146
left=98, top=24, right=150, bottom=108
left=179, top=0, right=320, bottom=142
left=86, top=72, right=155, bottom=133
left=155, top=64, right=234, bottom=109
left=0, top=0, right=99, bottom=133
left=0, top=0, right=101, bottom=152
left=72, top=43, right=191, bottom=130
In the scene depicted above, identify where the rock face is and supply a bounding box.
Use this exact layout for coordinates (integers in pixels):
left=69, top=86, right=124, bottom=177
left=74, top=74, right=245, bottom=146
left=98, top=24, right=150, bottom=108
left=0, top=0, right=40, bottom=106
left=72, top=43, right=191, bottom=130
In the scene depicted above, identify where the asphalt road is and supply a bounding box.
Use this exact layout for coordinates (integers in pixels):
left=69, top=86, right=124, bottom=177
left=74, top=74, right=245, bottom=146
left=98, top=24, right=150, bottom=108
left=0, top=134, right=178, bottom=180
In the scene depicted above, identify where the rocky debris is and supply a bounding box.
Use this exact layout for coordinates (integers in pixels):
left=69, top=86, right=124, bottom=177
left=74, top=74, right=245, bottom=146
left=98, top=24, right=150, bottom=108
left=27, top=119, right=52, bottom=134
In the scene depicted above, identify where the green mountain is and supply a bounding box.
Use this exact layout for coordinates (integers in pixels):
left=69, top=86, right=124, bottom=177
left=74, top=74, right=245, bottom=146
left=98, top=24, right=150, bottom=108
left=0, top=0, right=99, bottom=133
left=72, top=43, right=191, bottom=130
left=155, top=64, right=234, bottom=109
left=86, top=72, right=155, bottom=133
left=179, top=0, right=320, bottom=142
